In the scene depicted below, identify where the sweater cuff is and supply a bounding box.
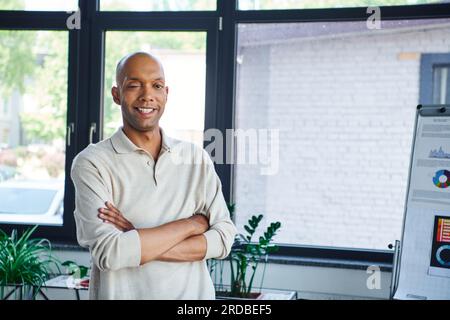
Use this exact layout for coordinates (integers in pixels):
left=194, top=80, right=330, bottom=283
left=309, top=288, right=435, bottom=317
left=203, top=229, right=222, bottom=260
left=119, top=229, right=142, bottom=268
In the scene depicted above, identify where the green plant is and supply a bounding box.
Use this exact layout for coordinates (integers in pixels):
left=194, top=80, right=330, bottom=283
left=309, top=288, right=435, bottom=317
left=208, top=203, right=281, bottom=298
left=0, top=225, right=60, bottom=300
left=230, top=214, right=281, bottom=298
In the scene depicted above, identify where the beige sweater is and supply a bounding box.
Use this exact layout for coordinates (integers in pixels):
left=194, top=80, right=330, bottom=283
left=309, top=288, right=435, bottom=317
left=70, top=128, right=237, bottom=300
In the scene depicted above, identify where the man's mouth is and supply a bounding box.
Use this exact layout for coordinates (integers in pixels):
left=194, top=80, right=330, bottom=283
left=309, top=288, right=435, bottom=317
left=135, top=107, right=157, bottom=115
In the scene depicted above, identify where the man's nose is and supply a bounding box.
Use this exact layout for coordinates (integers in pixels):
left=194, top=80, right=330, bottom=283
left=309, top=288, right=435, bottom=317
left=139, top=84, right=155, bottom=102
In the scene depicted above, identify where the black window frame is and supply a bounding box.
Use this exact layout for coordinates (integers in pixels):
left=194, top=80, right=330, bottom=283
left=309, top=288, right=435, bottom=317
left=0, top=0, right=449, bottom=267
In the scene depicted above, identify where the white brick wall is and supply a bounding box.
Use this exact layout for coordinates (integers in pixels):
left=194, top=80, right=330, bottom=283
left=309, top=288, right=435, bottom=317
left=234, top=24, right=450, bottom=250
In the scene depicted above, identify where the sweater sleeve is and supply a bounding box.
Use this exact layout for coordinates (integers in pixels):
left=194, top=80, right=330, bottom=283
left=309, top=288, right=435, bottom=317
left=200, top=150, right=238, bottom=260
left=70, top=154, right=141, bottom=271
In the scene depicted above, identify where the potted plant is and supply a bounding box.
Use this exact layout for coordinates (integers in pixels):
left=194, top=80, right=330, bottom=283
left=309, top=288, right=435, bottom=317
left=209, top=203, right=282, bottom=299
left=0, top=225, right=60, bottom=300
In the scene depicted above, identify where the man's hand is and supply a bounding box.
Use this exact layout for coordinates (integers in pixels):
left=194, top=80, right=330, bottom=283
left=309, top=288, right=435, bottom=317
left=98, top=203, right=209, bottom=235
left=187, top=214, right=209, bottom=235
left=98, top=201, right=135, bottom=232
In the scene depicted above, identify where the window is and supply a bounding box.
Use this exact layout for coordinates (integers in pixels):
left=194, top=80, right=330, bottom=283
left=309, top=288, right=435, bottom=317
left=239, top=0, right=446, bottom=10
left=233, top=19, right=450, bottom=250
left=1, top=0, right=449, bottom=262
left=0, top=0, right=218, bottom=243
left=421, top=54, right=450, bottom=105
left=101, top=0, right=216, bottom=11
left=0, top=30, right=68, bottom=226
left=433, top=66, right=450, bottom=104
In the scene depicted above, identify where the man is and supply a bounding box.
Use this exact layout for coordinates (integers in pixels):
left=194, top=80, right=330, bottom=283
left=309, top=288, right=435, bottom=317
left=70, top=52, right=237, bottom=300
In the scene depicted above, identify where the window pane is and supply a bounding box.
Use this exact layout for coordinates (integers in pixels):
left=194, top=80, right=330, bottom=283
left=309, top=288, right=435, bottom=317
left=234, top=19, right=450, bottom=250
left=101, top=0, right=216, bottom=11
left=103, top=31, right=206, bottom=146
left=0, top=30, right=68, bottom=226
left=433, top=66, right=450, bottom=104
left=0, top=0, right=78, bottom=11
left=239, top=0, right=445, bottom=10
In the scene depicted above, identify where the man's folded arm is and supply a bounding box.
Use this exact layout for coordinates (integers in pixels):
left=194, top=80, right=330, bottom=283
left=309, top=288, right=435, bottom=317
left=197, top=150, right=237, bottom=260
left=155, top=150, right=237, bottom=263
left=157, top=234, right=207, bottom=262
left=136, top=216, right=207, bottom=264
left=71, top=159, right=141, bottom=272
left=71, top=157, right=203, bottom=271
left=155, top=191, right=235, bottom=263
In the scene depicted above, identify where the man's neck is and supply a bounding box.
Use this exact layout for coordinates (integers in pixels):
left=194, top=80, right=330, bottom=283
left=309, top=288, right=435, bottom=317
left=122, top=125, right=162, bottom=160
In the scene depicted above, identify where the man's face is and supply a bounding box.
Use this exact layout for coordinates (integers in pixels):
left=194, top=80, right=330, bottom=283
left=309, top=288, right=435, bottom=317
left=112, top=55, right=168, bottom=132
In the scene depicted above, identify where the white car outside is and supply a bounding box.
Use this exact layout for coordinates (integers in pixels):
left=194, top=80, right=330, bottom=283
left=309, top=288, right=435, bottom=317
left=0, top=179, right=64, bottom=225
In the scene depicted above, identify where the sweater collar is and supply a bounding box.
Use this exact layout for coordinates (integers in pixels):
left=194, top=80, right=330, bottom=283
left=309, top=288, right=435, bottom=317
left=110, top=126, right=172, bottom=154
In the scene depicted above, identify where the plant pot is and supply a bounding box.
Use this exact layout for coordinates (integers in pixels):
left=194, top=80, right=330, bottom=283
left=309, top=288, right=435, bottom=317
left=216, top=287, right=298, bottom=300
left=216, top=291, right=262, bottom=300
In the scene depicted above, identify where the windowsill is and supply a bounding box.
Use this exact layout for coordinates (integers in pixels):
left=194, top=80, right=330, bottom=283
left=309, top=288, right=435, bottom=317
left=51, top=243, right=392, bottom=272
left=52, top=242, right=88, bottom=252
left=265, top=255, right=393, bottom=272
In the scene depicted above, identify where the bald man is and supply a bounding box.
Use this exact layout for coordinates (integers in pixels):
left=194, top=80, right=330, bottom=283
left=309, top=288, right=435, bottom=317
left=70, top=52, right=237, bottom=300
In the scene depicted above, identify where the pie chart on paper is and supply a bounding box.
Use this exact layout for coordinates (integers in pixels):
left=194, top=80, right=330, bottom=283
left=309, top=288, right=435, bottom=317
left=433, top=170, right=450, bottom=189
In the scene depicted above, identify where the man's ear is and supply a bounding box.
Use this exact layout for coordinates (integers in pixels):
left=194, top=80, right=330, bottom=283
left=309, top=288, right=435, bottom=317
left=111, top=86, right=121, bottom=105
left=165, top=86, right=169, bottom=101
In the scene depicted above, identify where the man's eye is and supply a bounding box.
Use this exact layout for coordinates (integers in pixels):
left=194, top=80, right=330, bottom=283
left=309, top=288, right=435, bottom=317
left=154, top=84, right=164, bottom=89
left=127, top=84, right=139, bottom=88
